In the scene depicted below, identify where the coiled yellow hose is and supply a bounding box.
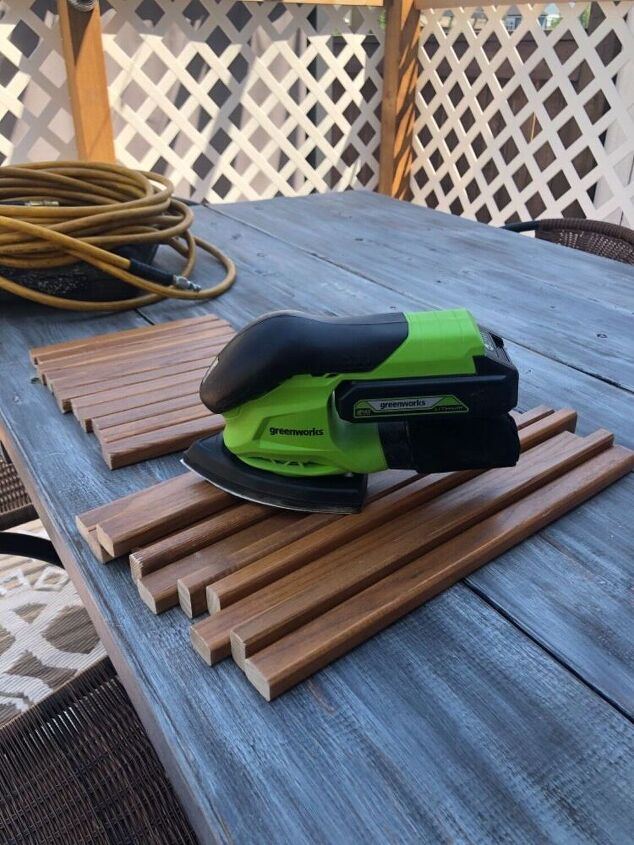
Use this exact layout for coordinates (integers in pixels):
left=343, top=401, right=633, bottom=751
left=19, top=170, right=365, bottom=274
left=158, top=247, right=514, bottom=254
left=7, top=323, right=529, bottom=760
left=0, top=161, right=236, bottom=311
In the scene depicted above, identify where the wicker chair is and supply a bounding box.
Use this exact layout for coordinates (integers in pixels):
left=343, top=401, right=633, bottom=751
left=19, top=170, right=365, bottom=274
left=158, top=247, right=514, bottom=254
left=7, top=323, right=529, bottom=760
left=0, top=455, right=36, bottom=531
left=0, top=657, right=198, bottom=845
left=503, top=218, right=634, bottom=265
left=0, top=448, right=61, bottom=565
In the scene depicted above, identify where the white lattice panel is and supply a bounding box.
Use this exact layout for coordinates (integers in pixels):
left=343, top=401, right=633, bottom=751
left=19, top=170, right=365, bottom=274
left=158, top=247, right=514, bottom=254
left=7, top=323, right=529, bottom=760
left=102, top=1, right=384, bottom=201
left=0, top=1, right=383, bottom=202
left=411, top=2, right=634, bottom=226
left=0, top=1, right=75, bottom=164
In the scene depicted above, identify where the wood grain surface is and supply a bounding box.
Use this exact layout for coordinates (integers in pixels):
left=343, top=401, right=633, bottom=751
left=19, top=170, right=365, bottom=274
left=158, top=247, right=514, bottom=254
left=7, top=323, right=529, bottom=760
left=208, top=409, right=575, bottom=611
left=5, top=194, right=634, bottom=844
left=31, top=315, right=233, bottom=467
left=230, top=431, right=615, bottom=668
left=95, top=475, right=233, bottom=556
left=73, top=408, right=627, bottom=700
left=191, top=428, right=614, bottom=666
left=245, top=445, right=634, bottom=699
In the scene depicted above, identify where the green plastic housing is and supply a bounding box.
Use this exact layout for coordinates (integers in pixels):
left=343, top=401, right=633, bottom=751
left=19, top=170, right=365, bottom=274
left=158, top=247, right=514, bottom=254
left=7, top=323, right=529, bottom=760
left=222, top=308, right=485, bottom=477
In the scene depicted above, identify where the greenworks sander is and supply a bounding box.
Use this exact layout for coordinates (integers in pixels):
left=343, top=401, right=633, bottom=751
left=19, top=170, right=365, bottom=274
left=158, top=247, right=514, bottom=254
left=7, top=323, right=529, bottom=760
left=182, top=308, right=520, bottom=513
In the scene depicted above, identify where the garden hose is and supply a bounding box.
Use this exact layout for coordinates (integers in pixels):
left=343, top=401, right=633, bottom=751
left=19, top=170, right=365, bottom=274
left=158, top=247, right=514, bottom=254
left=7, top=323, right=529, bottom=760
left=0, top=161, right=236, bottom=312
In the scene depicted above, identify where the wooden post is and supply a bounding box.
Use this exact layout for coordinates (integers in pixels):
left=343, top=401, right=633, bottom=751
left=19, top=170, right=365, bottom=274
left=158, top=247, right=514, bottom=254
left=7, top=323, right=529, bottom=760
left=57, top=0, right=116, bottom=162
left=379, top=0, right=421, bottom=199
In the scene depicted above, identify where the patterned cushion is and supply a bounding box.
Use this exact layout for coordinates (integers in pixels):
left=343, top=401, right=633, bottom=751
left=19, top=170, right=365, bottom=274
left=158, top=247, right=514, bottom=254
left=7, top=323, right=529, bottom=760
left=0, top=521, right=105, bottom=725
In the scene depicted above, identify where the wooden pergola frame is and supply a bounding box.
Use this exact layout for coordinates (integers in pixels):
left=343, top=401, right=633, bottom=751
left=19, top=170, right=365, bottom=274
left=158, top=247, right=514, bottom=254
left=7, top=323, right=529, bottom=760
left=56, top=0, right=535, bottom=199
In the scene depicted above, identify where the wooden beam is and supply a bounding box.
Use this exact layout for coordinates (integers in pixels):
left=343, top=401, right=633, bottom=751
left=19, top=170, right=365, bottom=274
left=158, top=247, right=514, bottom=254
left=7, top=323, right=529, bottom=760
left=379, top=0, right=421, bottom=198
left=57, top=0, right=116, bottom=161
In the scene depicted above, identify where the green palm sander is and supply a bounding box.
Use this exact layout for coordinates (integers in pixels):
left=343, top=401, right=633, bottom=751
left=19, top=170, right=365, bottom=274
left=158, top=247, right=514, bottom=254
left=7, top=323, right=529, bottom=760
left=182, top=308, right=520, bottom=513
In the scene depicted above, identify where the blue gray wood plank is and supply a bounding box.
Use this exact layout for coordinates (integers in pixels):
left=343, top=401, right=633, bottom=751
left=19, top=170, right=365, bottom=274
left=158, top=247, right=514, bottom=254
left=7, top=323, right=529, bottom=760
left=1, top=313, right=633, bottom=843
left=165, top=202, right=634, bottom=716
left=216, top=190, right=634, bottom=391
left=2, top=194, right=633, bottom=843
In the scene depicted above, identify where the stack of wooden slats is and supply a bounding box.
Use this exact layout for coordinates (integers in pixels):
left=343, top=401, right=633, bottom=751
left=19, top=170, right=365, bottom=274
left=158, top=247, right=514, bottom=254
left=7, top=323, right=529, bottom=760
left=76, top=407, right=633, bottom=700
left=29, top=315, right=234, bottom=469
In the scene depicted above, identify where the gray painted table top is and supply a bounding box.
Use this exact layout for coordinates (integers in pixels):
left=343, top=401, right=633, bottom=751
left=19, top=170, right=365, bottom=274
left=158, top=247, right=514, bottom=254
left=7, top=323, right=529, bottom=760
left=1, top=192, right=632, bottom=845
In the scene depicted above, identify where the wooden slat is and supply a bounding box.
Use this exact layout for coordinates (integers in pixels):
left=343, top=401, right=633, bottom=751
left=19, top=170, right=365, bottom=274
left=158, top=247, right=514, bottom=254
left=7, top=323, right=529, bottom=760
left=176, top=469, right=423, bottom=618
left=95, top=405, right=215, bottom=445
left=40, top=324, right=230, bottom=382
left=57, top=0, right=115, bottom=162
left=130, top=501, right=272, bottom=580
left=45, top=330, right=224, bottom=394
left=177, top=513, right=332, bottom=618
left=191, top=429, right=604, bottom=665
left=228, top=431, right=613, bottom=666
left=31, top=313, right=235, bottom=469
left=244, top=445, right=634, bottom=700
left=47, top=335, right=228, bottom=394
left=92, top=395, right=205, bottom=432
left=76, top=471, right=200, bottom=543
left=93, top=473, right=234, bottom=556
left=84, top=528, right=114, bottom=564
left=179, top=410, right=554, bottom=617
left=31, top=315, right=221, bottom=364
left=69, top=368, right=208, bottom=418
left=138, top=514, right=295, bottom=614
left=102, top=414, right=225, bottom=469
left=138, top=471, right=417, bottom=615
left=75, top=517, right=113, bottom=564
left=378, top=0, right=421, bottom=198
left=55, top=362, right=210, bottom=413
left=77, top=408, right=555, bottom=568
left=74, top=377, right=204, bottom=432
left=207, top=409, right=573, bottom=610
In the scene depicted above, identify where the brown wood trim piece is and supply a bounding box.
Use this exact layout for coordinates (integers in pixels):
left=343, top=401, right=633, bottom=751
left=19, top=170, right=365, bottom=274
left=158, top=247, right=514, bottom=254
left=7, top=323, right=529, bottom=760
left=207, top=409, right=572, bottom=611
left=102, top=414, right=225, bottom=469
left=177, top=513, right=333, bottom=618
left=510, top=405, right=553, bottom=426
left=74, top=378, right=204, bottom=432
left=177, top=470, right=423, bottom=618
left=182, top=411, right=552, bottom=617
left=77, top=472, right=200, bottom=538
left=69, top=368, right=209, bottom=418
left=139, top=472, right=416, bottom=616
left=129, top=502, right=272, bottom=581
left=57, top=0, right=115, bottom=162
left=85, top=528, right=114, bottom=564
left=379, top=0, right=421, bottom=198
left=30, top=315, right=223, bottom=364
left=138, top=514, right=296, bottom=614
left=93, top=473, right=234, bottom=556
left=171, top=413, right=532, bottom=614
left=228, top=430, right=612, bottom=666
left=75, top=517, right=114, bottom=564
left=47, top=334, right=230, bottom=394
left=55, top=359, right=211, bottom=411
left=42, top=325, right=229, bottom=384
left=244, top=445, right=634, bottom=700
left=39, top=326, right=230, bottom=383
left=191, top=429, right=609, bottom=665
left=92, top=395, right=206, bottom=432
left=96, top=405, right=214, bottom=445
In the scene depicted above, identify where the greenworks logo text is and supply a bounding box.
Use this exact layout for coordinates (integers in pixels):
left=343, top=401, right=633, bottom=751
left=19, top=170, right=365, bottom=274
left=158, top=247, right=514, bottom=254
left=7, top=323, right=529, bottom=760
left=269, top=426, right=324, bottom=436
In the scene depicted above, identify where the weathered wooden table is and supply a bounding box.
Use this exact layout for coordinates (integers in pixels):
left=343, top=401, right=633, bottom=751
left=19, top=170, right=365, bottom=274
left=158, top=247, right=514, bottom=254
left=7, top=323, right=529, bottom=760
left=1, top=192, right=633, bottom=844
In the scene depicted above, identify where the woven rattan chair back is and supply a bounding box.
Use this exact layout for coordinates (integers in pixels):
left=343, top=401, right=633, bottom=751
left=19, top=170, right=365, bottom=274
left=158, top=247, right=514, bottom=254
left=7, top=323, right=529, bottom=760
left=503, top=218, right=634, bottom=265
left=0, top=658, right=198, bottom=845
left=0, top=455, right=36, bottom=531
